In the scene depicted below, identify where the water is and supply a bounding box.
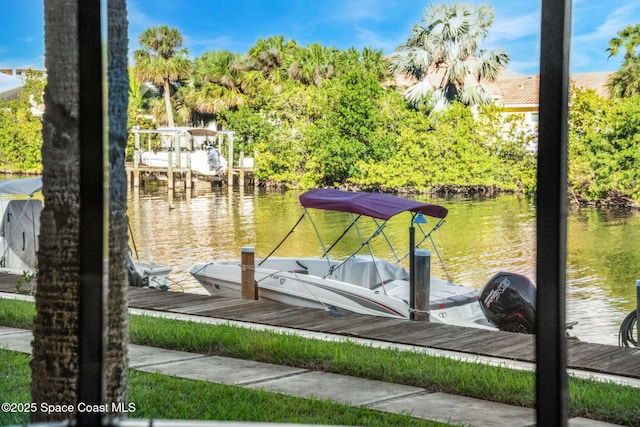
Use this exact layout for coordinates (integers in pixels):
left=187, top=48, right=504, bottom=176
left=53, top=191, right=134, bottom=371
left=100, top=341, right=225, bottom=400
left=127, top=183, right=640, bottom=346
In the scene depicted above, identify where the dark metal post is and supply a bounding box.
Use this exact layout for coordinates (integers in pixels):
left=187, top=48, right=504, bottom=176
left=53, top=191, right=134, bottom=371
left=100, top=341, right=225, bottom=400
left=409, top=224, right=415, bottom=320
left=636, top=280, right=640, bottom=342
left=77, top=0, right=106, bottom=426
left=414, top=249, right=431, bottom=321
left=537, top=0, right=572, bottom=425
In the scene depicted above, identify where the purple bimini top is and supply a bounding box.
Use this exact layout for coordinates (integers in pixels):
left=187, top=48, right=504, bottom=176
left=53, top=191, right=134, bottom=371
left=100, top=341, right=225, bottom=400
left=299, top=189, right=448, bottom=221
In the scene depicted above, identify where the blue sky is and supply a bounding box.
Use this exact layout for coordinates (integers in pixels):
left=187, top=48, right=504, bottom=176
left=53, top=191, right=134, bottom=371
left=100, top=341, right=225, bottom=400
left=1, top=0, right=640, bottom=92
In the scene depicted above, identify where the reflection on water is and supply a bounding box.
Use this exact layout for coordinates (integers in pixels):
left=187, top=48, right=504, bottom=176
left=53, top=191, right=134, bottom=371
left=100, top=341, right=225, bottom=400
left=127, top=184, right=640, bottom=346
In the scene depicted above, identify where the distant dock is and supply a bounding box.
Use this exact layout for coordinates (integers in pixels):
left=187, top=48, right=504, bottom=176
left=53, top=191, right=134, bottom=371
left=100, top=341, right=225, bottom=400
left=127, top=127, right=256, bottom=190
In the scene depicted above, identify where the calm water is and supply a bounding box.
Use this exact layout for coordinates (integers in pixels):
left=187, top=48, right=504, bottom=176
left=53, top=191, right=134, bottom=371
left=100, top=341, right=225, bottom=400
left=127, top=183, right=640, bottom=346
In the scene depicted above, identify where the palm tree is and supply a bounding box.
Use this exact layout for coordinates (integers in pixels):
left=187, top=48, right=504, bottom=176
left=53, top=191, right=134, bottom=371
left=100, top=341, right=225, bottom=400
left=288, top=43, right=338, bottom=86
left=607, top=24, right=640, bottom=97
left=32, top=0, right=130, bottom=422
left=248, top=35, right=298, bottom=84
left=185, top=50, right=249, bottom=115
left=336, top=47, right=387, bottom=81
left=128, top=65, right=158, bottom=116
left=390, top=2, right=508, bottom=111
left=133, top=25, right=192, bottom=127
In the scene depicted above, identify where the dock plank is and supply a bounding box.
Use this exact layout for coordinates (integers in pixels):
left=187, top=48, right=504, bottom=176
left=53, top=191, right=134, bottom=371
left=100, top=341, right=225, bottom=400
left=1, top=279, right=639, bottom=380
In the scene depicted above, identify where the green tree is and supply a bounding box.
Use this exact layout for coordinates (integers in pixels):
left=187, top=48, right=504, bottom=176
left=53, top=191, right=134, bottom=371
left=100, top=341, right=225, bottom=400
left=248, top=35, right=298, bottom=85
left=569, top=86, right=640, bottom=201
left=390, top=2, right=508, bottom=111
left=133, top=25, right=192, bottom=127
left=300, top=69, right=385, bottom=186
left=607, top=24, right=640, bottom=97
left=128, top=65, right=158, bottom=117
left=185, top=50, right=259, bottom=117
left=0, top=72, right=44, bottom=172
left=288, top=42, right=338, bottom=87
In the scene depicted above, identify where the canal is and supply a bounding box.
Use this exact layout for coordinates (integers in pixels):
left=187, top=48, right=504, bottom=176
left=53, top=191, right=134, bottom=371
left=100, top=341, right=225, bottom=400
left=127, top=183, right=640, bottom=346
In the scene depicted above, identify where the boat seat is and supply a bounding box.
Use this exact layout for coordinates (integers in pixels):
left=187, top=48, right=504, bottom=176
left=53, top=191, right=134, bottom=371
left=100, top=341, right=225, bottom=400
left=330, top=255, right=408, bottom=289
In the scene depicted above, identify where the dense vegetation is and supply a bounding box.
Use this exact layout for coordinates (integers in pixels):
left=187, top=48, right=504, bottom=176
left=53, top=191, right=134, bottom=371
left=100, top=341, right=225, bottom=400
left=0, top=72, right=44, bottom=173
left=2, top=5, right=640, bottom=204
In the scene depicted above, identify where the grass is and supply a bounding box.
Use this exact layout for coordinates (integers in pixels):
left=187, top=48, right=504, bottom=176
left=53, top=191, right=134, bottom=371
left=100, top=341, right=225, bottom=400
left=1, top=297, right=639, bottom=425
left=0, top=350, right=450, bottom=426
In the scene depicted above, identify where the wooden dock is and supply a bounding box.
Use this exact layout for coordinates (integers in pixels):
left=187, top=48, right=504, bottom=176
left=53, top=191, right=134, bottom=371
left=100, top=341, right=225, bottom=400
left=1, top=272, right=638, bottom=380
left=128, top=127, right=255, bottom=190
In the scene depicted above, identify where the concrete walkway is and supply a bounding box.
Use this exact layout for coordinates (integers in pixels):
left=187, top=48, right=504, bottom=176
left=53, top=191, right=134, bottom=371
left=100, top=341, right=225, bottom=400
left=0, top=325, right=620, bottom=427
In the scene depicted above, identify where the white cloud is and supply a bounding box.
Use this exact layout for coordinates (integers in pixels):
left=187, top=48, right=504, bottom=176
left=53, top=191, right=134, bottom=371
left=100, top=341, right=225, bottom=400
left=572, top=4, right=639, bottom=45
left=488, top=11, right=541, bottom=44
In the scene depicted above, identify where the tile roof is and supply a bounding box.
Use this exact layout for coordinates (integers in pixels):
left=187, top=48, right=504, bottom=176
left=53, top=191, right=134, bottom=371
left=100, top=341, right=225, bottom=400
left=493, top=70, right=613, bottom=106
left=390, top=67, right=614, bottom=107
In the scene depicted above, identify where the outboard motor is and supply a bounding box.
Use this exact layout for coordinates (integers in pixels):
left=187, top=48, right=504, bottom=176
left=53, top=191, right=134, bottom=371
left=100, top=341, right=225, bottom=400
left=207, top=147, right=225, bottom=175
left=479, top=272, right=536, bottom=334
left=126, top=252, right=147, bottom=288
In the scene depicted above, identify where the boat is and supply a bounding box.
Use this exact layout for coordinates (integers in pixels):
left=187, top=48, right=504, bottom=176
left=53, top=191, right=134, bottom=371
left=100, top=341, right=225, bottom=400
left=190, top=189, right=537, bottom=333
left=138, top=127, right=227, bottom=177
left=0, top=176, right=174, bottom=290
left=0, top=177, right=43, bottom=275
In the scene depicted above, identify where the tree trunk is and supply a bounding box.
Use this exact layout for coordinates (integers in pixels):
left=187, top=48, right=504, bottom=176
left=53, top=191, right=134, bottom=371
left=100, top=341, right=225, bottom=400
left=31, top=0, right=130, bottom=422
left=105, top=0, right=130, bottom=413
left=31, top=2, right=82, bottom=421
left=164, top=79, right=175, bottom=127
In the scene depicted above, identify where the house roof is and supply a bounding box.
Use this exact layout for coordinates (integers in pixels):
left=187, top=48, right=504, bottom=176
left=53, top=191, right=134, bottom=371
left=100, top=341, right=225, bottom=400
left=390, top=66, right=614, bottom=107
left=494, top=70, right=613, bottom=107
left=0, top=86, right=21, bottom=101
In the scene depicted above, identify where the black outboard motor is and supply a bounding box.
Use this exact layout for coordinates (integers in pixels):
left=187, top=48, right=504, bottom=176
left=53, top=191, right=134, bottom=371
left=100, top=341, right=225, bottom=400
left=479, top=272, right=536, bottom=334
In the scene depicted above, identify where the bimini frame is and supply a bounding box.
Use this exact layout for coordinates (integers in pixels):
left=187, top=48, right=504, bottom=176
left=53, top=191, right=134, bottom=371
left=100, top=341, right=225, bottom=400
left=259, top=189, right=452, bottom=286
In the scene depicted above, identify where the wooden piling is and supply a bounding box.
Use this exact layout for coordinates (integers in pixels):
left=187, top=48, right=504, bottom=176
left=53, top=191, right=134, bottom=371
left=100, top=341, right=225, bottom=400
left=227, top=133, right=234, bottom=188
left=133, top=131, right=140, bottom=188
left=239, top=150, right=245, bottom=187
left=241, top=246, right=257, bottom=300
left=413, top=249, right=431, bottom=321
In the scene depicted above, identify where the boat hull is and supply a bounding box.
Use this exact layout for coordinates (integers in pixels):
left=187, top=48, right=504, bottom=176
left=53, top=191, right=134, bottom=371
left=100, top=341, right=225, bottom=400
left=140, top=150, right=227, bottom=176
left=190, top=257, right=495, bottom=330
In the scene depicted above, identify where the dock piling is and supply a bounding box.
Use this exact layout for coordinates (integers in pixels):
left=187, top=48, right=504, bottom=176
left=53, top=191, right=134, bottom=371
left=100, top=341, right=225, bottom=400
left=413, top=249, right=431, bottom=321
left=241, top=246, right=257, bottom=300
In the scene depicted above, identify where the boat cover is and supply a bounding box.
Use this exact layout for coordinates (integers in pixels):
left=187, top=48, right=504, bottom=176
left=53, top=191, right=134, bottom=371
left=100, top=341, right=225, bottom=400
left=1, top=199, right=42, bottom=268
left=299, top=189, right=448, bottom=220
left=0, top=177, right=42, bottom=197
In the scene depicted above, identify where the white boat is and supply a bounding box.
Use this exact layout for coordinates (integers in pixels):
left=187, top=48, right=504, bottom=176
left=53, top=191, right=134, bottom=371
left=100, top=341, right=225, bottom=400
left=0, top=177, right=43, bottom=275
left=191, top=189, right=537, bottom=333
left=0, top=176, right=174, bottom=290
left=139, top=128, right=227, bottom=176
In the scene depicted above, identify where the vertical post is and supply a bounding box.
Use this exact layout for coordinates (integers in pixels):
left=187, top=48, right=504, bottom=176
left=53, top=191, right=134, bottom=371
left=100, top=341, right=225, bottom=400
left=636, top=280, right=640, bottom=343
left=167, top=134, right=174, bottom=190
left=77, top=0, right=106, bottom=425
left=175, top=131, right=181, bottom=169
left=239, top=150, right=245, bottom=187
left=537, top=0, right=571, bottom=425
left=241, top=246, right=257, bottom=300
left=133, top=130, right=140, bottom=188
left=186, top=152, right=192, bottom=190
left=414, top=249, right=431, bottom=321
left=254, top=150, right=259, bottom=189
left=227, top=133, right=234, bottom=187
left=409, top=224, right=415, bottom=320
